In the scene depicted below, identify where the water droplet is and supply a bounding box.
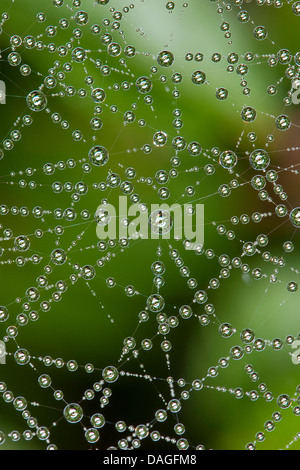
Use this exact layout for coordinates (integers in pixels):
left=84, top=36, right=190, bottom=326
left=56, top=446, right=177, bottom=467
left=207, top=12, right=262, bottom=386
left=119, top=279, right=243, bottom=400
left=157, top=50, right=174, bottom=67
left=64, top=403, right=84, bottom=423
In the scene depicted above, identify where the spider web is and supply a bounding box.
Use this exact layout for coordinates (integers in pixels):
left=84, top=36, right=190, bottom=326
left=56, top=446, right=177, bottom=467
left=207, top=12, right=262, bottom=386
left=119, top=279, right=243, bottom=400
left=0, top=0, right=300, bottom=450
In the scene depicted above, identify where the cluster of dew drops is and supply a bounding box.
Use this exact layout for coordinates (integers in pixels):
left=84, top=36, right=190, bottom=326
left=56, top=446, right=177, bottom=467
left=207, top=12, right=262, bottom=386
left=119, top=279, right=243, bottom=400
left=0, top=0, right=299, bottom=450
